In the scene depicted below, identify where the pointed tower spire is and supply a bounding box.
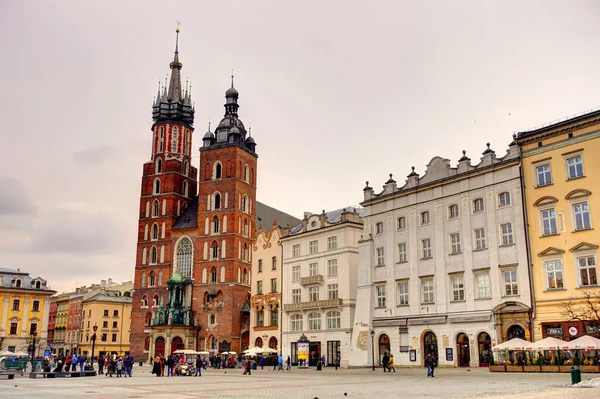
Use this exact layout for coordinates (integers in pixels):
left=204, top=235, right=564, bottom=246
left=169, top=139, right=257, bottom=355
left=167, top=26, right=183, bottom=102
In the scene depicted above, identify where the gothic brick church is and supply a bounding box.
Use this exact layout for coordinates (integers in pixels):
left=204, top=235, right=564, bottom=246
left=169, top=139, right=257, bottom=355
left=130, top=30, right=299, bottom=360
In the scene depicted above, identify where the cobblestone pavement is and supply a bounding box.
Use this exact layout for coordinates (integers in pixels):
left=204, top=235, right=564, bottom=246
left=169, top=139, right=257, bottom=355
left=1, top=366, right=599, bottom=399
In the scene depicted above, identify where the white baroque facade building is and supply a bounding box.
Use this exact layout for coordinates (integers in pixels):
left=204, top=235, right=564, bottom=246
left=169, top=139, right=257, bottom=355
left=281, top=208, right=362, bottom=368
left=348, top=141, right=532, bottom=368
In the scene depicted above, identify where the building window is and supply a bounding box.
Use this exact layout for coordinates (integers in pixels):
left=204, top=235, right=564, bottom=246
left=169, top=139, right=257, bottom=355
left=451, top=276, right=465, bottom=301
left=541, top=208, right=558, bottom=236
left=112, top=321, right=118, bottom=328
left=153, top=200, right=159, bottom=217
left=211, top=242, right=219, bottom=260
left=29, top=323, right=38, bottom=336
left=504, top=269, right=519, bottom=296
left=149, top=271, right=156, bottom=287
left=397, top=281, right=409, bottom=306
left=257, top=280, right=263, bottom=295
left=500, top=223, right=514, bottom=245
left=578, top=256, right=597, bottom=287
left=292, top=289, right=301, bottom=304
left=101, top=333, right=107, bottom=342
left=309, top=262, right=319, bottom=276
left=32, top=300, right=40, bottom=312
left=151, top=223, right=159, bottom=240
left=499, top=192, right=511, bottom=207
left=9, top=322, right=17, bottom=335
left=475, top=273, right=490, bottom=299
left=12, top=299, right=20, bottom=311
left=309, top=286, right=319, bottom=302
left=15, top=279, right=21, bottom=288
left=327, top=236, right=337, bottom=250
left=256, top=309, right=264, bottom=327
left=536, top=164, right=552, bottom=186
left=473, top=198, right=484, bottom=213
left=214, top=162, right=222, bottom=179
left=422, top=239, right=432, bottom=259
left=176, top=237, right=193, bottom=277
left=103, top=309, right=109, bottom=317
left=211, top=267, right=217, bottom=283
left=258, top=259, right=263, bottom=273
left=326, top=311, right=341, bottom=329
left=420, top=211, right=430, bottom=225
left=449, top=204, right=459, bottom=219
left=308, top=313, right=321, bottom=330
left=309, top=240, right=318, bottom=254
left=103, top=320, right=108, bottom=328
left=270, top=306, right=279, bottom=326
left=271, top=278, right=277, bottom=293
left=210, top=314, right=216, bottom=325
left=545, top=260, right=564, bottom=290
left=327, top=259, right=338, bottom=276
left=328, top=284, right=338, bottom=300
left=212, top=216, right=220, bottom=233
left=113, top=310, right=118, bottom=317
left=566, top=155, right=584, bottom=179
left=375, top=222, right=384, bottom=234
left=397, top=243, right=407, bottom=263
left=292, top=266, right=300, bottom=281
left=291, top=314, right=303, bottom=331
left=376, top=247, right=385, bottom=266
left=450, top=233, right=461, bottom=254
left=474, top=228, right=486, bottom=250
left=573, top=202, right=591, bottom=231
left=153, top=178, right=160, bottom=195
left=292, top=244, right=300, bottom=257
left=272, top=256, right=277, bottom=270
left=397, top=216, right=406, bottom=230
left=376, top=285, right=386, bottom=307
left=421, top=279, right=434, bottom=304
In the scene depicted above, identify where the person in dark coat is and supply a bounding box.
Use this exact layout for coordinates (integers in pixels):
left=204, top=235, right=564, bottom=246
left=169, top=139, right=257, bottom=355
left=195, top=356, right=202, bottom=377
left=425, top=353, right=435, bottom=377
left=98, top=355, right=104, bottom=375
left=382, top=353, right=390, bottom=372
left=152, top=356, right=162, bottom=377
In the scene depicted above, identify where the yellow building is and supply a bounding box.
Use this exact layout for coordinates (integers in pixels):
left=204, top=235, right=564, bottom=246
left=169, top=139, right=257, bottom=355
left=79, top=290, right=132, bottom=357
left=0, top=268, right=56, bottom=356
left=51, top=293, right=71, bottom=356
left=517, top=109, right=600, bottom=341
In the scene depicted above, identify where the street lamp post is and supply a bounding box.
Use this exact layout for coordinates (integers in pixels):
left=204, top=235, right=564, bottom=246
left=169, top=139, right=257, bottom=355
left=90, top=324, right=98, bottom=369
left=29, top=332, right=37, bottom=362
left=370, top=330, right=375, bottom=371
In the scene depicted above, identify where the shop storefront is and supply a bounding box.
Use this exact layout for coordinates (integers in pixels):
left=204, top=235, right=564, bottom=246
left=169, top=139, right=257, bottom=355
left=541, top=321, right=600, bottom=341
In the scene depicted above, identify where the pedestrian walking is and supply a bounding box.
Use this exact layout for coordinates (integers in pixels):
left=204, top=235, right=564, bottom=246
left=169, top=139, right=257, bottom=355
left=259, top=356, right=265, bottom=370
left=382, top=352, right=390, bottom=372
left=286, top=355, right=291, bottom=370
left=195, top=356, right=202, bottom=377
left=388, top=354, right=396, bottom=372
left=425, top=353, right=435, bottom=377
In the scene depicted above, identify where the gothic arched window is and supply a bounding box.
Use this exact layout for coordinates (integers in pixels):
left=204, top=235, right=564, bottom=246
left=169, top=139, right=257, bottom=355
left=213, top=216, right=220, bottom=234
left=152, top=223, right=159, bottom=240
left=151, top=246, right=157, bottom=264
left=176, top=237, right=193, bottom=277
left=211, top=267, right=217, bottom=283
left=212, top=242, right=219, bottom=260
left=182, top=180, right=188, bottom=197
left=243, top=164, right=249, bottom=183
left=153, top=200, right=159, bottom=217
left=215, top=162, right=222, bottom=179
left=184, top=160, right=189, bottom=175
left=158, top=127, right=164, bottom=151
left=154, top=178, right=161, bottom=195
left=156, top=158, right=162, bottom=173
left=214, top=193, right=221, bottom=210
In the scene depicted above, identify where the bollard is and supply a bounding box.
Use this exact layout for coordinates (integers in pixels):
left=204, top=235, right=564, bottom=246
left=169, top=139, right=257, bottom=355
left=570, top=366, right=581, bottom=385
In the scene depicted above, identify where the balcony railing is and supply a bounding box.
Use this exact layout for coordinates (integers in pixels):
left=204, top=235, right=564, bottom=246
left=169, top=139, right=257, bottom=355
left=283, top=298, right=342, bottom=311
left=300, top=275, right=324, bottom=285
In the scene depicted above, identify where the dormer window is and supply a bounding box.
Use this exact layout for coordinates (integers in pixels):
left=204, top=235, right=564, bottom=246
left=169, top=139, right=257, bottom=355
left=15, top=279, right=22, bottom=288
left=35, top=281, right=41, bottom=289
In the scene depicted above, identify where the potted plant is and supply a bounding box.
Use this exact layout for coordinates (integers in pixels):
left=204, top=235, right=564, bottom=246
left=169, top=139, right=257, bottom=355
left=579, top=357, right=600, bottom=373
left=488, top=358, right=505, bottom=372
left=505, top=359, right=523, bottom=372
left=541, top=354, right=560, bottom=373
left=523, top=355, right=540, bottom=373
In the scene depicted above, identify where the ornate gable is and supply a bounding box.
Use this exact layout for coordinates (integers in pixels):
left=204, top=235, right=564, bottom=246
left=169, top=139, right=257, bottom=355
left=538, top=247, right=565, bottom=257
left=418, top=157, right=457, bottom=185
left=569, top=242, right=599, bottom=252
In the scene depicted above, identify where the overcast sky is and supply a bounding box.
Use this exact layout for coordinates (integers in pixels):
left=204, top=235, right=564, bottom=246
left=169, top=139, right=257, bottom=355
left=1, top=1, right=598, bottom=293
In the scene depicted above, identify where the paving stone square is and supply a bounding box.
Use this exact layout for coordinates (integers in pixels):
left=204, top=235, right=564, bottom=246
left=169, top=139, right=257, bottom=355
left=1, top=365, right=600, bottom=399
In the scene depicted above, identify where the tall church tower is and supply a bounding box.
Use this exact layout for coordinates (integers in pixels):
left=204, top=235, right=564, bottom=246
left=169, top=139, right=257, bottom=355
left=195, top=76, right=258, bottom=353
left=131, top=29, right=197, bottom=359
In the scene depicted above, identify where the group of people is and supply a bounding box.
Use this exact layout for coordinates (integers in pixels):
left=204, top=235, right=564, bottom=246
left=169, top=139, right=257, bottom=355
left=151, top=354, right=206, bottom=377
left=381, top=353, right=396, bottom=372
left=98, top=354, right=135, bottom=377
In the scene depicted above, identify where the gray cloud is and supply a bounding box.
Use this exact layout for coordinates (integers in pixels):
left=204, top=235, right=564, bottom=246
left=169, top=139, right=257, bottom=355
left=0, top=177, right=37, bottom=217
left=27, top=207, right=129, bottom=255
left=72, top=145, right=118, bottom=165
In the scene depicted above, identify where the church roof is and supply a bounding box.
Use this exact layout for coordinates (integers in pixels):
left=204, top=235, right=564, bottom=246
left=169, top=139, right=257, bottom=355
left=171, top=196, right=300, bottom=233
left=256, top=202, right=301, bottom=232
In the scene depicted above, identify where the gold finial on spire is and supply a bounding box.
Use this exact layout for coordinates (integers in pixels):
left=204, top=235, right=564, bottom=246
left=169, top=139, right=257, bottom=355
left=231, top=69, right=234, bottom=87
left=176, top=21, right=180, bottom=33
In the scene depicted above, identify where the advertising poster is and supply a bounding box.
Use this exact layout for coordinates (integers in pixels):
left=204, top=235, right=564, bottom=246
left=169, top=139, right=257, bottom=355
left=297, top=342, right=309, bottom=368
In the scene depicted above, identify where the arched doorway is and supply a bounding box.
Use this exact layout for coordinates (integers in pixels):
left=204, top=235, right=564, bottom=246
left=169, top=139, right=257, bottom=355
left=171, top=336, right=184, bottom=354
left=378, top=334, right=390, bottom=364
left=423, top=331, right=438, bottom=365
left=456, top=333, right=470, bottom=367
left=507, top=325, right=525, bottom=340
left=154, top=336, right=165, bottom=357
left=255, top=337, right=263, bottom=348
left=269, top=336, right=278, bottom=350
left=241, top=331, right=249, bottom=351
left=478, top=332, right=491, bottom=367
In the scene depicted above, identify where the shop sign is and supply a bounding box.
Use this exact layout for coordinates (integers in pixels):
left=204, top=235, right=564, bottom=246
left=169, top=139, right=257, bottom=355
left=446, top=348, right=453, bottom=362
left=586, top=325, right=600, bottom=334
left=449, top=315, right=491, bottom=323
left=373, top=319, right=407, bottom=327
left=409, top=349, right=416, bottom=362
left=297, top=342, right=309, bottom=367
left=408, top=317, right=446, bottom=326
left=546, top=327, right=562, bottom=336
